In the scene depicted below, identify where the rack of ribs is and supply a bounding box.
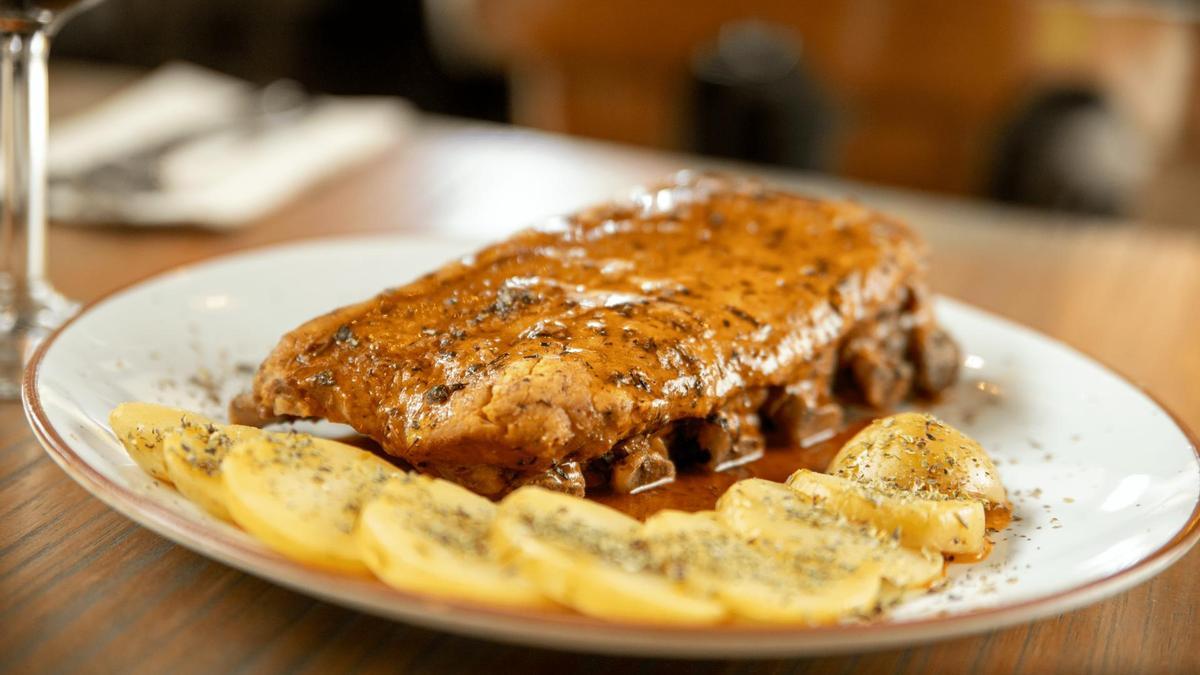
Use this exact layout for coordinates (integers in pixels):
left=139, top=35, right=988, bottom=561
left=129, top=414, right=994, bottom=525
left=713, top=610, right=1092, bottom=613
left=232, top=173, right=959, bottom=498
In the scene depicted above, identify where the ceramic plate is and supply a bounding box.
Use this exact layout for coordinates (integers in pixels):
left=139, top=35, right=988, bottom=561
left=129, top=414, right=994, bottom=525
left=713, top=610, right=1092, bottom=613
left=23, top=234, right=1200, bottom=658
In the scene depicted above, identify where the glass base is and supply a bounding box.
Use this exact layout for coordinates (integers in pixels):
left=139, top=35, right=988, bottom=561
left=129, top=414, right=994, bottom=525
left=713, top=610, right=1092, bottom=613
left=0, top=281, right=78, bottom=399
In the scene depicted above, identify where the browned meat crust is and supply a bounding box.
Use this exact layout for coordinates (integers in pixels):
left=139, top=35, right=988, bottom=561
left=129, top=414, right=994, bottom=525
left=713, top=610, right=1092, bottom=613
left=234, top=174, right=958, bottom=497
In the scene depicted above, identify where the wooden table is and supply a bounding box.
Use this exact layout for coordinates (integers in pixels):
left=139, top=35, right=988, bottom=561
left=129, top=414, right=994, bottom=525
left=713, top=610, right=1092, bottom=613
left=4, top=111, right=1199, bottom=674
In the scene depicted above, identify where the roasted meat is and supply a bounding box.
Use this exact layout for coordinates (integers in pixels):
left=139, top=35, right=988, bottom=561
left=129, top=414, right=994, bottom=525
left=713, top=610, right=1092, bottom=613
left=233, top=174, right=959, bottom=497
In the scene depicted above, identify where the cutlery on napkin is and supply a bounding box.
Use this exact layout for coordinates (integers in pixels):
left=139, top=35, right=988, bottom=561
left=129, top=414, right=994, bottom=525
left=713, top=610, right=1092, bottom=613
left=47, top=62, right=413, bottom=228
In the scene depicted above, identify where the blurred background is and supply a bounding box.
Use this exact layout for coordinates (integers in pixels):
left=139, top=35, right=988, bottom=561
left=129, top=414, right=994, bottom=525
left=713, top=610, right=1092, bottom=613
left=52, top=0, right=1200, bottom=226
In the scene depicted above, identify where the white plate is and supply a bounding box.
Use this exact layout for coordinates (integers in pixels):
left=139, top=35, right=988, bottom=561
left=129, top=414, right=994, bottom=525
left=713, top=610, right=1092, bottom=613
left=23, top=234, right=1200, bottom=658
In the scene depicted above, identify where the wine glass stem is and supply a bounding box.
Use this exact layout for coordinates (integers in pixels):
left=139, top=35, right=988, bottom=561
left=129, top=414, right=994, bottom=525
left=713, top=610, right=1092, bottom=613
left=0, top=27, right=74, bottom=399
left=2, top=28, right=48, bottom=304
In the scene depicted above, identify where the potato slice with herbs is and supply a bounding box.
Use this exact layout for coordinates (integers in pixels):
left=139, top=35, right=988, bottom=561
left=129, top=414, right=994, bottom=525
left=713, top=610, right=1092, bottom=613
left=785, top=469, right=986, bottom=555
left=828, top=413, right=1010, bottom=525
left=492, top=486, right=725, bottom=624
left=717, top=479, right=944, bottom=591
left=642, top=510, right=881, bottom=624
left=109, top=402, right=217, bottom=483
left=222, top=433, right=405, bottom=574
left=355, top=475, right=550, bottom=609
left=161, top=423, right=261, bottom=522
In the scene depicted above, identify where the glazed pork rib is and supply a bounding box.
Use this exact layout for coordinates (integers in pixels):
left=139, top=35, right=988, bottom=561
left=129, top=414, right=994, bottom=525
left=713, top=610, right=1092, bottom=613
left=234, top=175, right=959, bottom=498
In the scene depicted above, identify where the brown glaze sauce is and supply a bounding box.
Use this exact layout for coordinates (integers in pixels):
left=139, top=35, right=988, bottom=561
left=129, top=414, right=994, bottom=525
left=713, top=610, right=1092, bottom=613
left=332, top=422, right=867, bottom=520
left=592, top=422, right=867, bottom=520
left=985, top=505, right=1013, bottom=532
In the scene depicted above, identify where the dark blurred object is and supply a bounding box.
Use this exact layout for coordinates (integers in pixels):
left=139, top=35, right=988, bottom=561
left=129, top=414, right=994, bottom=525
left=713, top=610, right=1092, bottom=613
left=990, top=87, right=1149, bottom=216
left=689, top=21, right=834, bottom=170
left=50, top=0, right=509, bottom=121
left=297, top=0, right=507, bottom=121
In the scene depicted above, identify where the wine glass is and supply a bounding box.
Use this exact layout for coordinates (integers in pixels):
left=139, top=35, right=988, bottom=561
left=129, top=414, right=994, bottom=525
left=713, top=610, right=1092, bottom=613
left=0, top=0, right=100, bottom=398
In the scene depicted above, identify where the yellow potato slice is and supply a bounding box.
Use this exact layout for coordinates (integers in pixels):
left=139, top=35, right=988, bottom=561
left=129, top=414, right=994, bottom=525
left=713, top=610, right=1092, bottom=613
left=492, top=487, right=725, bottom=624
left=641, top=510, right=881, bottom=624
left=109, top=402, right=216, bottom=483
left=828, top=412, right=1009, bottom=513
left=222, top=433, right=405, bottom=574
left=355, top=475, right=550, bottom=609
left=717, top=479, right=944, bottom=591
left=784, top=469, right=986, bottom=555
left=161, top=423, right=262, bottom=522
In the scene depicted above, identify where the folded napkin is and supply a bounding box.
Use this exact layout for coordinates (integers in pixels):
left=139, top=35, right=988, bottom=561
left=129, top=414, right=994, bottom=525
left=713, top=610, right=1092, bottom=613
left=48, top=62, right=413, bottom=228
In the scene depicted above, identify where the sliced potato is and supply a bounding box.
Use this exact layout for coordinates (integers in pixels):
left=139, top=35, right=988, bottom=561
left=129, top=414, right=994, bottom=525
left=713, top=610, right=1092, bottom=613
left=828, top=412, right=1009, bottom=513
left=355, top=474, right=550, bottom=609
left=161, top=423, right=261, bottom=522
left=641, top=510, right=881, bottom=624
left=492, top=487, right=725, bottom=624
left=716, top=479, right=944, bottom=590
left=109, top=402, right=216, bottom=483
left=784, top=469, right=985, bottom=555
left=222, top=433, right=405, bottom=574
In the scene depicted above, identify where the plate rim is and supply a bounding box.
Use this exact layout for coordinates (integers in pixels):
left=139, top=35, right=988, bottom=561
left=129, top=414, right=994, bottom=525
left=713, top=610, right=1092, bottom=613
left=20, top=233, right=1200, bottom=657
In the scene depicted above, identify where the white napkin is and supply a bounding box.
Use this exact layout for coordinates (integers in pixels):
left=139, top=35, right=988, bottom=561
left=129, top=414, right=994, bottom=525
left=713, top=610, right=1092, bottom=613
left=47, top=62, right=413, bottom=228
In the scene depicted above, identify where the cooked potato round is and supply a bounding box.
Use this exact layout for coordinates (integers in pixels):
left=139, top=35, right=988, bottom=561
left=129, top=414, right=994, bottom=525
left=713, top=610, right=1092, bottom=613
left=109, top=402, right=217, bottom=483
left=717, top=478, right=944, bottom=591
left=641, top=510, right=881, bottom=624
left=355, top=475, right=550, bottom=608
left=785, top=469, right=986, bottom=555
left=162, top=423, right=261, bottom=522
left=492, top=487, right=725, bottom=624
left=222, top=433, right=405, bottom=574
left=828, top=412, right=1008, bottom=512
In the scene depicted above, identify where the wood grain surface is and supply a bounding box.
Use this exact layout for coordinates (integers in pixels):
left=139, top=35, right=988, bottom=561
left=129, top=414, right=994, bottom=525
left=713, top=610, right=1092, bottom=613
left=3, top=92, right=1199, bottom=674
